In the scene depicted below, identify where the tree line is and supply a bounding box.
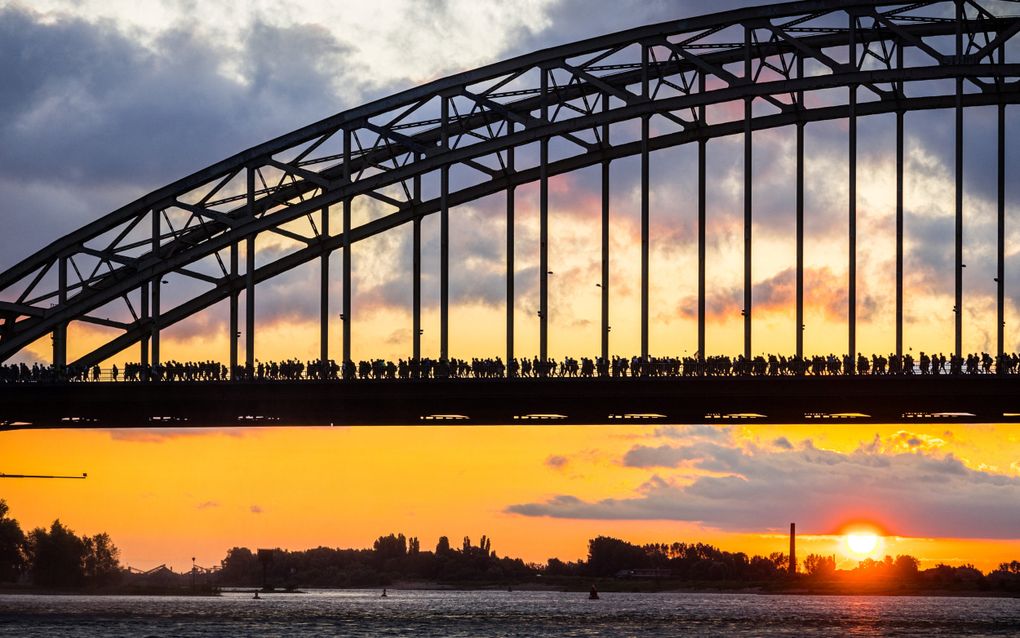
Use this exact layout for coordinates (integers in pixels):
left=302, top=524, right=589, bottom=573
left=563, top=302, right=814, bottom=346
left=0, top=500, right=121, bottom=588
left=3, top=499, right=1020, bottom=592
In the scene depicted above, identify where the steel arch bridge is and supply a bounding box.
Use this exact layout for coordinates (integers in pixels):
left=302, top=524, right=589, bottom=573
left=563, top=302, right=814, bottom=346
left=2, top=0, right=1020, bottom=428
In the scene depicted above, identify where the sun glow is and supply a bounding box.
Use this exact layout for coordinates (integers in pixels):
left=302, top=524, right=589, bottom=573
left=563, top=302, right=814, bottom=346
left=846, top=532, right=879, bottom=556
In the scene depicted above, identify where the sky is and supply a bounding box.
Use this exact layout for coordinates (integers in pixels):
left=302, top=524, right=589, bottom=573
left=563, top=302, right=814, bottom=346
left=1, top=0, right=1020, bottom=573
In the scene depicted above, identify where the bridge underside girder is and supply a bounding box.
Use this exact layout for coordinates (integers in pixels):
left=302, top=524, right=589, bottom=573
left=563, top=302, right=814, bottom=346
left=1, top=377, right=1018, bottom=428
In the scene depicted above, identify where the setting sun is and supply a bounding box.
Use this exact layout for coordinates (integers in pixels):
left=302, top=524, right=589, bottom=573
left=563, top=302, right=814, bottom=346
left=847, top=532, right=879, bottom=556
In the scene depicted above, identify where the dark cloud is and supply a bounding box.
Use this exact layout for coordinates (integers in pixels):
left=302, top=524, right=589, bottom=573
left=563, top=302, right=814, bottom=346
left=508, top=435, right=1020, bottom=538
left=0, top=6, right=367, bottom=263
left=546, top=454, right=569, bottom=469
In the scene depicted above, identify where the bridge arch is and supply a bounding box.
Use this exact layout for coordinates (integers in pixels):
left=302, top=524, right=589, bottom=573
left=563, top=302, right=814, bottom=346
left=1, top=0, right=1018, bottom=371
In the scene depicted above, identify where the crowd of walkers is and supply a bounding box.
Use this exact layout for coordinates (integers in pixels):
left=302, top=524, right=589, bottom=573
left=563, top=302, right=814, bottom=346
left=2, top=351, right=1020, bottom=383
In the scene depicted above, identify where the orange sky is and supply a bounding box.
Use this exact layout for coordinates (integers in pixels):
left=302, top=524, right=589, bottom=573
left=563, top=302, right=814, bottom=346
left=2, top=422, right=1019, bottom=573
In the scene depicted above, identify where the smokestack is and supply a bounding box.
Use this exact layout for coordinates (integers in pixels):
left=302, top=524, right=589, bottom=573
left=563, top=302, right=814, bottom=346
left=789, top=522, right=796, bottom=576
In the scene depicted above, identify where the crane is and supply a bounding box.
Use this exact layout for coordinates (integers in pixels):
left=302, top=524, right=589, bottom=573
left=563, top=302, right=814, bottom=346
left=0, top=472, right=86, bottom=479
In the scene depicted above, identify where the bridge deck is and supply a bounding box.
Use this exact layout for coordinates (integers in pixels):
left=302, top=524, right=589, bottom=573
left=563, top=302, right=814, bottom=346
left=2, top=376, right=1019, bottom=429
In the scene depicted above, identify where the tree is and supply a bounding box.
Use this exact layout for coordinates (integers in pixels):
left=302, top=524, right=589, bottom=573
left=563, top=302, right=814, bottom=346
left=587, top=536, right=647, bottom=577
left=83, top=533, right=121, bottom=586
left=803, top=554, right=836, bottom=578
left=26, top=520, right=86, bottom=588
left=373, top=534, right=407, bottom=561
left=893, top=555, right=919, bottom=580
left=0, top=501, right=25, bottom=582
left=435, top=536, right=451, bottom=555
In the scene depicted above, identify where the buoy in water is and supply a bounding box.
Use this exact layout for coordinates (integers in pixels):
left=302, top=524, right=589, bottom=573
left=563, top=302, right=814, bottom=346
left=588, top=585, right=599, bottom=600
left=253, top=591, right=261, bottom=599
left=381, top=588, right=388, bottom=598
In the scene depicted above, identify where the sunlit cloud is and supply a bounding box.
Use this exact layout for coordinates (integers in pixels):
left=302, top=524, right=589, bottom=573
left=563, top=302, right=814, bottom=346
left=509, top=435, right=1020, bottom=539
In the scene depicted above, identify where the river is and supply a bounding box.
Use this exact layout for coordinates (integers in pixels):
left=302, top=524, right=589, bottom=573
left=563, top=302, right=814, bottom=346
left=1, top=589, right=1019, bottom=636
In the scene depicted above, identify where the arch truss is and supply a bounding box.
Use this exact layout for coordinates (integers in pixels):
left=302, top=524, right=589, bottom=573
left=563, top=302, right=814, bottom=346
left=2, top=0, right=1019, bottom=371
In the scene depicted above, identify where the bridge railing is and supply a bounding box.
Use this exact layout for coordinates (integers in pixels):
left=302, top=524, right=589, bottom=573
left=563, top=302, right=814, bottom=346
left=3, top=352, right=1018, bottom=383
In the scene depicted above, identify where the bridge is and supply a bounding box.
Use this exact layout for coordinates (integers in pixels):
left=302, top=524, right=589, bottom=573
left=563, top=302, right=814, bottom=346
left=2, top=0, right=1019, bottom=428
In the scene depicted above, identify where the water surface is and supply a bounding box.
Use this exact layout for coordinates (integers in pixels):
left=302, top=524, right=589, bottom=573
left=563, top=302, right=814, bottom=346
left=1, top=589, right=1018, bottom=636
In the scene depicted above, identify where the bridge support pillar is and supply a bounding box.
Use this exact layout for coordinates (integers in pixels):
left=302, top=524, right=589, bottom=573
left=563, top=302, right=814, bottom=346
left=342, top=127, right=352, bottom=369
left=151, top=209, right=161, bottom=370
left=320, top=205, right=329, bottom=378
left=640, top=45, right=650, bottom=361
left=229, top=243, right=238, bottom=379
left=742, top=25, right=753, bottom=360
left=955, top=80, right=964, bottom=358
left=539, top=69, right=549, bottom=365
left=849, top=81, right=857, bottom=362
left=601, top=109, right=610, bottom=365
left=52, top=256, right=67, bottom=370
left=141, top=280, right=149, bottom=371
left=997, top=101, right=1006, bottom=367
left=440, top=98, right=450, bottom=361
left=507, top=126, right=515, bottom=369
left=245, top=167, right=255, bottom=374
left=796, top=120, right=804, bottom=360
left=954, top=0, right=964, bottom=358
left=440, top=164, right=449, bottom=361
left=896, top=110, right=904, bottom=358
left=413, top=157, right=422, bottom=370
left=152, top=275, right=161, bottom=369
left=698, top=75, right=706, bottom=365
left=796, top=56, right=804, bottom=361
left=848, top=16, right=857, bottom=363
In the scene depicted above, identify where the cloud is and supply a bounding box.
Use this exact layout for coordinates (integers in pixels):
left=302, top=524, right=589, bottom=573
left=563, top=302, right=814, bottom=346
left=250, top=504, right=263, bottom=514
left=105, top=428, right=256, bottom=442
left=196, top=500, right=219, bottom=510
left=545, top=454, right=568, bottom=469
left=508, top=434, right=1020, bottom=538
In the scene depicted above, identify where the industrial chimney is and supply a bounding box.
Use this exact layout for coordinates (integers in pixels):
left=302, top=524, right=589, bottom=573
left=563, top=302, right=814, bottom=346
left=789, top=522, right=796, bottom=576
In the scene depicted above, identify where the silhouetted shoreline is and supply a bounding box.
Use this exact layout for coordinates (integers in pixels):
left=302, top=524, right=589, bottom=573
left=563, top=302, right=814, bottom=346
left=2, top=581, right=1019, bottom=599
left=3, top=502, right=1020, bottom=597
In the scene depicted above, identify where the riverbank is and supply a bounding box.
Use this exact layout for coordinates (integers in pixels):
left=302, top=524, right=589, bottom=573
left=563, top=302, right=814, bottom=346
left=4, top=580, right=1017, bottom=599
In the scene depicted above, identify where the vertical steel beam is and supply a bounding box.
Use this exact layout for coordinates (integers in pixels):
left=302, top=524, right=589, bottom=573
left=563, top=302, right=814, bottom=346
left=796, top=55, right=805, bottom=360
left=997, top=102, right=1006, bottom=364
left=540, top=68, right=549, bottom=363
left=848, top=93, right=857, bottom=360
left=954, top=1, right=964, bottom=358
left=140, top=279, right=149, bottom=369
left=896, top=45, right=904, bottom=358
left=440, top=97, right=450, bottom=361
left=141, top=216, right=151, bottom=369
left=53, top=256, right=67, bottom=369
left=848, top=15, right=857, bottom=362
left=229, top=242, right=238, bottom=378
left=413, top=155, right=422, bottom=367
left=743, top=25, right=753, bottom=359
left=152, top=208, right=161, bottom=369
left=601, top=101, right=611, bottom=364
left=244, top=168, right=254, bottom=372
left=342, top=128, right=352, bottom=367
left=640, top=45, right=650, bottom=360
left=507, top=123, right=516, bottom=368
left=698, top=73, right=706, bottom=363
left=319, top=205, right=329, bottom=377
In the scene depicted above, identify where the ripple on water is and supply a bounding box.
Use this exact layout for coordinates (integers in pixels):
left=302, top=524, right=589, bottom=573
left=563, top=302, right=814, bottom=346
left=1, top=591, right=1019, bottom=637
